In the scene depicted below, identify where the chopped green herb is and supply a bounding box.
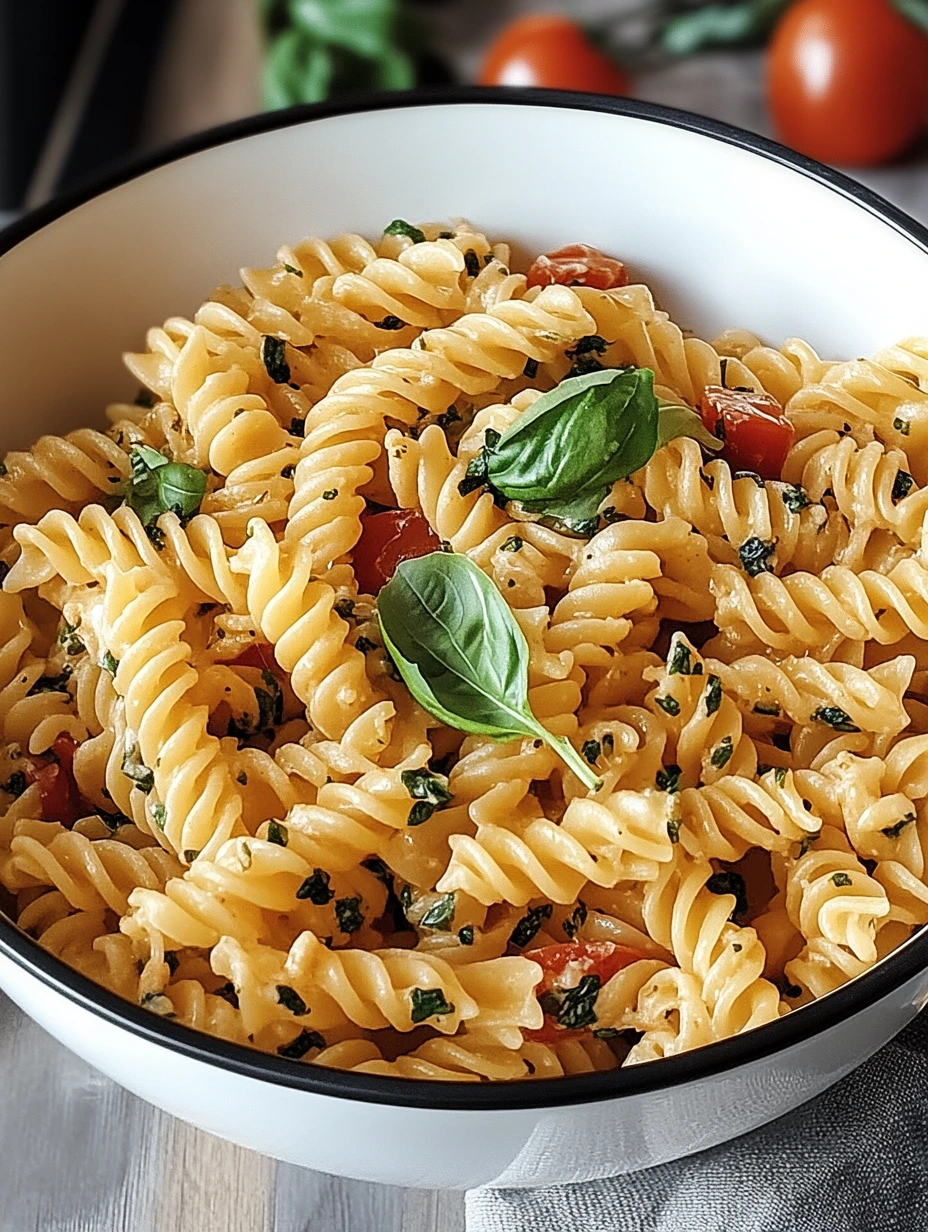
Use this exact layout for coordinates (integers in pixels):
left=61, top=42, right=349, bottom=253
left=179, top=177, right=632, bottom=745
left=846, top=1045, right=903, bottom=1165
left=334, top=597, right=355, bottom=620
left=2, top=770, right=26, bottom=798
left=710, top=737, right=734, bottom=769
left=385, top=219, right=426, bottom=244
left=831, top=872, right=853, bottom=888
left=282, top=263, right=303, bottom=277
left=593, top=1027, right=619, bottom=1040
left=458, top=925, right=475, bottom=946
left=667, top=815, right=682, bottom=844
left=655, top=695, right=681, bottom=716
left=894, top=417, right=911, bottom=436
left=297, top=869, right=335, bottom=904
left=656, top=763, right=682, bottom=793
left=277, top=1029, right=325, bottom=1059
left=566, top=335, right=608, bottom=359
left=276, top=985, right=308, bottom=1016
left=289, top=416, right=305, bottom=437
left=781, top=485, right=811, bottom=514
left=463, top=249, right=481, bottom=278
left=668, top=639, right=694, bottom=676
left=28, top=668, right=72, bottom=696
left=436, top=407, right=461, bottom=431
left=410, top=987, right=454, bottom=1023
left=262, top=336, right=290, bottom=383
left=322, top=488, right=338, bottom=501
left=164, top=951, right=179, bottom=976
left=881, top=813, right=917, bottom=839
left=893, top=470, right=915, bottom=502
left=355, top=636, right=377, bottom=654
left=183, top=849, right=200, bottom=864
left=100, top=811, right=132, bottom=833
left=704, top=674, right=722, bottom=715
left=101, top=650, right=118, bottom=675
left=401, top=768, right=453, bottom=822
left=374, top=314, right=405, bottom=330
left=141, top=992, right=174, bottom=1017
left=557, top=974, right=601, bottom=1030
left=420, top=893, right=456, bottom=931
left=58, top=618, right=85, bottom=657
left=500, top=536, right=524, bottom=553
left=509, top=903, right=553, bottom=948
left=122, top=737, right=154, bottom=794
left=739, top=536, right=777, bottom=577
left=562, top=901, right=588, bottom=940
left=813, top=706, right=860, bottom=733
left=151, top=803, right=167, bottom=831
left=523, top=358, right=539, bottom=379
left=706, top=870, right=748, bottom=918
left=214, top=982, right=239, bottom=1008
left=774, top=767, right=787, bottom=786
left=267, top=820, right=288, bottom=847
left=134, top=388, right=156, bottom=408
left=582, top=739, right=602, bottom=765
left=335, top=896, right=365, bottom=934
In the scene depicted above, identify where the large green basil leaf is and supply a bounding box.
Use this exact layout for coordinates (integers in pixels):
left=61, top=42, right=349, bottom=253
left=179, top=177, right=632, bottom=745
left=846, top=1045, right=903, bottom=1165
left=486, top=367, right=659, bottom=525
left=378, top=553, right=601, bottom=792
left=124, top=446, right=207, bottom=532
left=657, top=402, right=723, bottom=453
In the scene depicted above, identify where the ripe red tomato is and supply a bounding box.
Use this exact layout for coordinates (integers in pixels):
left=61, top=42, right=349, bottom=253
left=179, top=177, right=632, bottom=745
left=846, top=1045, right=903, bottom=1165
left=229, top=643, right=278, bottom=674
left=768, top=0, right=928, bottom=166
left=699, top=386, right=794, bottom=480
left=526, top=244, right=629, bottom=291
left=479, top=15, right=630, bottom=95
left=524, top=940, right=645, bottom=1042
left=353, top=509, right=441, bottom=596
left=25, top=734, right=85, bottom=827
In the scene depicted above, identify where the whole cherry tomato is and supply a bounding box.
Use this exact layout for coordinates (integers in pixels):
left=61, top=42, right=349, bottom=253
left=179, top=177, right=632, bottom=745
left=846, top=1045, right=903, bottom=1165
left=353, top=509, right=441, bottom=596
left=699, top=386, right=794, bottom=480
left=526, top=244, right=629, bottom=291
left=524, top=940, right=645, bottom=1042
left=480, top=15, right=630, bottom=95
left=768, top=0, right=928, bottom=166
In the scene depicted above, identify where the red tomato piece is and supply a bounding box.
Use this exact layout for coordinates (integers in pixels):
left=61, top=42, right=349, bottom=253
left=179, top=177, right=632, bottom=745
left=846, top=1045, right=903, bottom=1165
left=698, top=386, right=794, bottom=481
left=479, top=15, right=630, bottom=96
left=353, top=509, right=441, bottom=595
left=526, top=243, right=629, bottom=291
left=768, top=0, right=928, bottom=168
left=524, top=940, right=646, bottom=1041
left=26, top=734, right=85, bottom=828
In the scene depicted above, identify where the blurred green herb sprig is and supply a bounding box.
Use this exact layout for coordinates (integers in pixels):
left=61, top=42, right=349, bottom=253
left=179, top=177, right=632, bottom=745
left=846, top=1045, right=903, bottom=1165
left=260, top=0, right=446, bottom=107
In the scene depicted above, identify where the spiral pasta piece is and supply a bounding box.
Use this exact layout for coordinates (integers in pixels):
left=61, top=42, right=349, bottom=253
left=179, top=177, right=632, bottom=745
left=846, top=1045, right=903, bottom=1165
left=437, top=778, right=675, bottom=907
left=0, top=429, right=131, bottom=528
left=286, top=286, right=597, bottom=571
left=679, top=769, right=821, bottom=863
left=784, top=839, right=890, bottom=964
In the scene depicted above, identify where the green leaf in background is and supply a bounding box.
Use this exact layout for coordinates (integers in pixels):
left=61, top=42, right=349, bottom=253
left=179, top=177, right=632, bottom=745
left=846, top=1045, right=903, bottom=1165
left=891, top=0, right=928, bottom=33
left=485, top=367, right=659, bottom=529
left=291, top=0, right=396, bottom=59
left=661, top=0, right=793, bottom=56
left=378, top=553, right=602, bottom=792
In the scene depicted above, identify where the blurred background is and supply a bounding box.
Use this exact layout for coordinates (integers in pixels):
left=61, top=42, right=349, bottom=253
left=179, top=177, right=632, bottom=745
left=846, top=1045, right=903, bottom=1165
left=4, top=0, right=928, bottom=227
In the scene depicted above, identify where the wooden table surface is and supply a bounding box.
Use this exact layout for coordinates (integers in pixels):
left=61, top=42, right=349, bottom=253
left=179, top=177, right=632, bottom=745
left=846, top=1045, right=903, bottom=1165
left=4, top=30, right=928, bottom=1232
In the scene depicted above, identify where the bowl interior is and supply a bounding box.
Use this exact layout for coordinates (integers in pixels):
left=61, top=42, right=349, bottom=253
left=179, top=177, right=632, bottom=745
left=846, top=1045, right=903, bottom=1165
left=1, top=96, right=927, bottom=454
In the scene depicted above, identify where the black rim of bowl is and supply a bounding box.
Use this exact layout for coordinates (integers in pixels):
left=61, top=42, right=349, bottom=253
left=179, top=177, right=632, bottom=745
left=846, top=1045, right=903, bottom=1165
left=1, top=86, right=927, bottom=1113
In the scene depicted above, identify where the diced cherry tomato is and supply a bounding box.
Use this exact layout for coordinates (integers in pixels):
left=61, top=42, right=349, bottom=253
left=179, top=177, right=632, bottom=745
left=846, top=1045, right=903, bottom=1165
left=524, top=940, right=646, bottom=1041
left=479, top=15, right=631, bottom=96
left=698, top=386, right=794, bottom=481
left=526, top=243, right=629, bottom=291
left=25, top=734, right=85, bottom=828
left=229, top=643, right=279, bottom=675
left=353, top=509, right=441, bottom=595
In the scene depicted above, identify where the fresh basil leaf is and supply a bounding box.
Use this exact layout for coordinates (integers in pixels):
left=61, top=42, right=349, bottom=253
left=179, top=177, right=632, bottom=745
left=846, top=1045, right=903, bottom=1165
left=384, top=218, right=426, bottom=244
left=656, top=401, right=723, bottom=453
left=124, top=446, right=206, bottom=530
left=484, top=367, right=659, bottom=527
left=378, top=553, right=601, bottom=792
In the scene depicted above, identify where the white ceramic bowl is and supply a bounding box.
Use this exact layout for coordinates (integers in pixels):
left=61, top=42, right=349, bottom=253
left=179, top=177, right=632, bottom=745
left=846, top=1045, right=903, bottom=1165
left=1, top=90, right=928, bottom=1191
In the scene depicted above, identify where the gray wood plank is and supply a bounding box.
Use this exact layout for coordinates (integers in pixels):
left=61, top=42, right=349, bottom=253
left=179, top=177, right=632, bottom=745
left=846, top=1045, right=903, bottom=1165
left=274, top=1163, right=406, bottom=1232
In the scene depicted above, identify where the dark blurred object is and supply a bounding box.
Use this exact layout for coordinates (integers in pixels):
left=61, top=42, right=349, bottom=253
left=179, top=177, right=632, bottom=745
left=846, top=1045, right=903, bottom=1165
left=0, top=0, right=177, bottom=211
left=260, top=0, right=448, bottom=107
